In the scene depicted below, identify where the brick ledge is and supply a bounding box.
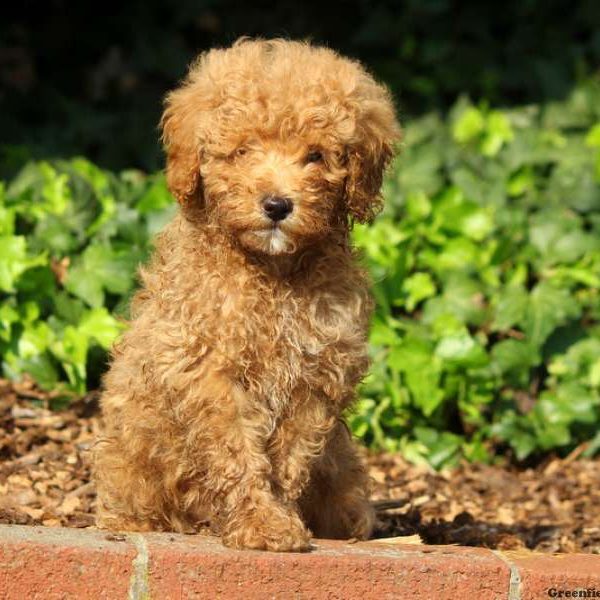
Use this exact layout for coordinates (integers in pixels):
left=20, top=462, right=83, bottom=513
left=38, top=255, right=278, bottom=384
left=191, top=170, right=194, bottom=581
left=1, top=525, right=599, bottom=599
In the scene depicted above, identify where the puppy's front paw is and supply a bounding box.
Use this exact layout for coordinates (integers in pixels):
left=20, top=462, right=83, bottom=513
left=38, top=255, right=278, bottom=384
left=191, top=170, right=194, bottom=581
left=222, top=507, right=312, bottom=552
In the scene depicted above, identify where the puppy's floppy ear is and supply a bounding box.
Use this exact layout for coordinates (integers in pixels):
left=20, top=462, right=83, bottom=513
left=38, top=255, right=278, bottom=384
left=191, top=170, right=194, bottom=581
left=160, top=86, right=204, bottom=207
left=344, top=87, right=401, bottom=223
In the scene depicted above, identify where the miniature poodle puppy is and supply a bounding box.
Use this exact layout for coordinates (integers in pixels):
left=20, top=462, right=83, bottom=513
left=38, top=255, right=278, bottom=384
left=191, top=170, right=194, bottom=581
left=94, top=38, right=400, bottom=552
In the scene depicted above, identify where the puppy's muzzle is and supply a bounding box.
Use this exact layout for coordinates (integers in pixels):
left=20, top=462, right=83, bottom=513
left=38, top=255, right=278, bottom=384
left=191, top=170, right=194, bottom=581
left=262, top=195, right=294, bottom=222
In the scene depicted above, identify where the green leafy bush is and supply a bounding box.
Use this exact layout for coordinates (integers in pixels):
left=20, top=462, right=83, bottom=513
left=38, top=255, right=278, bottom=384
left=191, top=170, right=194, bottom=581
left=0, top=158, right=175, bottom=396
left=350, top=81, right=600, bottom=466
left=1, top=82, right=599, bottom=465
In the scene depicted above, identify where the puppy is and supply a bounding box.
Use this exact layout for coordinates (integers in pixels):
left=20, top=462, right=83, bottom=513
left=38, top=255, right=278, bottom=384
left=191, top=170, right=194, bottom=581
left=94, top=38, right=400, bottom=552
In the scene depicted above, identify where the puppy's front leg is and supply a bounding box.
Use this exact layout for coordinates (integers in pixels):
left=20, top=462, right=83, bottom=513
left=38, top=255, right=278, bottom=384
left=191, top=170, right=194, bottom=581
left=270, top=398, right=374, bottom=540
left=269, top=398, right=337, bottom=502
left=192, top=373, right=311, bottom=552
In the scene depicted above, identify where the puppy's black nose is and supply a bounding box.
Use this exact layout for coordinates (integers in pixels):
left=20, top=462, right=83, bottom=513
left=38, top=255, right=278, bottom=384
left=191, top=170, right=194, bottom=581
left=262, top=195, right=293, bottom=222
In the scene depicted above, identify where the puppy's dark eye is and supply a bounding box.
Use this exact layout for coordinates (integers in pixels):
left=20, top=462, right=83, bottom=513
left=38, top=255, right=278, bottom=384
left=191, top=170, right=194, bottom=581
left=306, top=150, right=323, bottom=163
left=236, top=147, right=247, bottom=157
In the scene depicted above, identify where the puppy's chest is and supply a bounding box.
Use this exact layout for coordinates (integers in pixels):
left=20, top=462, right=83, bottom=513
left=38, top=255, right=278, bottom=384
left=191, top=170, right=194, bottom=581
left=277, top=300, right=356, bottom=357
left=246, top=288, right=369, bottom=400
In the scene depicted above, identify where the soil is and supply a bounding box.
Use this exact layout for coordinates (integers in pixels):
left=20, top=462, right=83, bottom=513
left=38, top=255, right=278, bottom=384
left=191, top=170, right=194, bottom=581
left=1, top=378, right=599, bottom=553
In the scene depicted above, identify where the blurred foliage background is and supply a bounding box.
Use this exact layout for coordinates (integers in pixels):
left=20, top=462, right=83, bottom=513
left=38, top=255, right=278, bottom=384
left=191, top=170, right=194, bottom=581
left=1, top=0, right=599, bottom=466
left=2, top=0, right=600, bottom=172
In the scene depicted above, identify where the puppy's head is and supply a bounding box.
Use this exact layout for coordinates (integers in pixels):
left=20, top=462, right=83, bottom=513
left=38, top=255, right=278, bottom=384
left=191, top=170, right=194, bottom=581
left=161, top=39, right=400, bottom=255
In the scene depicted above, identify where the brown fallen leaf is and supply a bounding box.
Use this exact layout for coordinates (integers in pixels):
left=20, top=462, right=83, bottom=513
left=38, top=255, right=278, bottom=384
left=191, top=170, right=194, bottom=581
left=58, top=496, right=81, bottom=515
left=368, top=534, right=423, bottom=545
left=20, top=507, right=44, bottom=520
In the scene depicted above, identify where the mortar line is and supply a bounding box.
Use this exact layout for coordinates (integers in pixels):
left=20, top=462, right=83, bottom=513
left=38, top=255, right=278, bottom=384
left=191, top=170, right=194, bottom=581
left=127, top=533, right=150, bottom=600
left=493, top=550, right=522, bottom=600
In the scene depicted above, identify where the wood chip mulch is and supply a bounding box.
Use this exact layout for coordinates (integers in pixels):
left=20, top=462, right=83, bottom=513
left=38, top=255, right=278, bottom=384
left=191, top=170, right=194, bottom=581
left=0, top=378, right=598, bottom=553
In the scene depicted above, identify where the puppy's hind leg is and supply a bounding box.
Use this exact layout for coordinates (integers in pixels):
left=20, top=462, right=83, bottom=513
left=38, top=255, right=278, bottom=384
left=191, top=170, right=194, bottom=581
left=269, top=395, right=373, bottom=540
left=299, top=421, right=375, bottom=540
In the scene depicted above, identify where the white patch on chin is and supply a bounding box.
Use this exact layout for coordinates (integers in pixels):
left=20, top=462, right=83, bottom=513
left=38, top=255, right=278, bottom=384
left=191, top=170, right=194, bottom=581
left=253, top=227, right=294, bottom=254
left=254, top=228, right=293, bottom=254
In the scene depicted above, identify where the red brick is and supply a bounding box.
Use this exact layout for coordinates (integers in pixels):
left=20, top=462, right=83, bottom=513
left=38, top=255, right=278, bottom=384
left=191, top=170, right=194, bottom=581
left=5, top=524, right=600, bottom=600
left=499, top=550, right=600, bottom=600
left=0, top=525, right=135, bottom=600
left=145, top=534, right=510, bottom=600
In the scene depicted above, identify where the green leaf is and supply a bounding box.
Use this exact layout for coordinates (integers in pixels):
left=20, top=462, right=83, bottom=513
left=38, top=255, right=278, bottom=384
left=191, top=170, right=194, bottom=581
left=491, top=411, right=537, bottom=460
left=16, top=265, right=56, bottom=297
left=453, top=106, right=485, bottom=143
left=39, top=162, right=71, bottom=215
left=507, top=167, right=536, bottom=197
left=434, top=331, right=489, bottom=368
left=492, top=340, right=541, bottom=372
left=388, top=338, right=445, bottom=416
left=0, top=236, right=46, bottom=292
left=78, top=307, right=125, bottom=349
left=0, top=201, right=16, bottom=236
left=481, top=111, right=514, bottom=156
left=50, top=325, right=90, bottom=392
left=523, top=283, right=581, bottom=347
left=405, top=191, right=432, bottom=219
left=65, top=244, right=138, bottom=307
left=18, top=321, right=55, bottom=358
left=548, top=338, right=600, bottom=385
left=585, top=123, right=600, bottom=147
left=427, top=238, right=480, bottom=273
left=369, top=316, right=401, bottom=347
left=401, top=272, right=436, bottom=311
left=492, top=286, right=528, bottom=331
left=0, top=303, right=19, bottom=342
left=2, top=352, right=59, bottom=390
left=53, top=293, right=86, bottom=325
left=414, top=427, right=463, bottom=469
left=423, top=276, right=487, bottom=327
left=135, top=175, right=171, bottom=213
left=387, top=338, right=432, bottom=372
left=435, top=188, right=494, bottom=241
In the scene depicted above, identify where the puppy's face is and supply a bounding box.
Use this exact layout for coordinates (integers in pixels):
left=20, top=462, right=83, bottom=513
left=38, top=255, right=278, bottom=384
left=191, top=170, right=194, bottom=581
left=161, top=40, right=400, bottom=256
left=201, top=135, right=347, bottom=255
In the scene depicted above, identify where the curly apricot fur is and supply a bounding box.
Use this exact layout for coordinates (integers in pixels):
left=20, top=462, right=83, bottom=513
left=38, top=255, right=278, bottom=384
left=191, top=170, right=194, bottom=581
left=94, top=38, right=400, bottom=552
